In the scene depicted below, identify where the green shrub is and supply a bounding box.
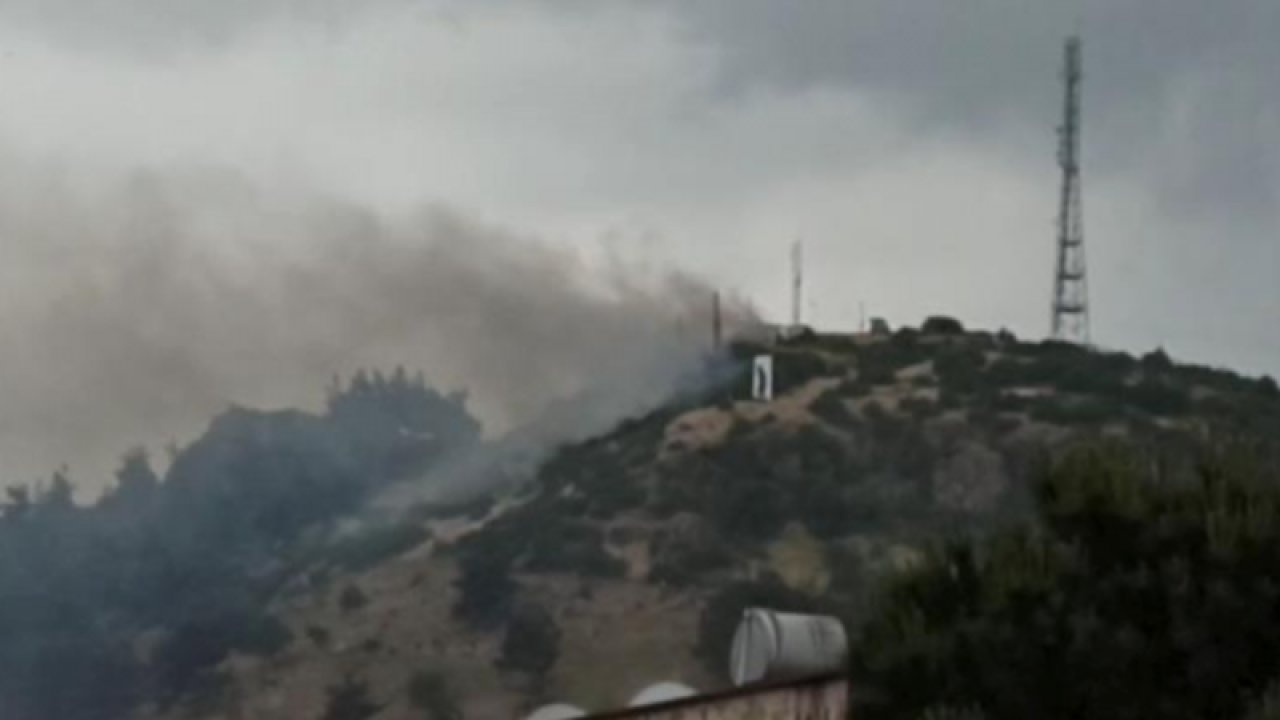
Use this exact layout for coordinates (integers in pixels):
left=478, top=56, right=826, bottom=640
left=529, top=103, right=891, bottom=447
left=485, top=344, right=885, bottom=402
left=338, top=584, right=368, bottom=614
left=1121, top=379, right=1190, bottom=416
left=499, top=604, right=561, bottom=684
left=934, top=346, right=987, bottom=394
left=922, top=316, right=965, bottom=335
left=854, top=441, right=1280, bottom=720
left=1028, top=396, right=1122, bottom=426
left=525, top=520, right=626, bottom=578
left=306, top=625, right=331, bottom=648
left=453, top=543, right=517, bottom=630
left=772, top=352, right=838, bottom=394
left=407, top=670, right=462, bottom=720
left=810, top=388, right=860, bottom=427
left=321, top=676, right=380, bottom=720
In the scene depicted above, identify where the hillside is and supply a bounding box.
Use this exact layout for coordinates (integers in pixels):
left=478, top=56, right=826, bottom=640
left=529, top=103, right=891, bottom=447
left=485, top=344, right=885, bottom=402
left=153, top=321, right=1280, bottom=719
left=3, top=320, right=1279, bottom=720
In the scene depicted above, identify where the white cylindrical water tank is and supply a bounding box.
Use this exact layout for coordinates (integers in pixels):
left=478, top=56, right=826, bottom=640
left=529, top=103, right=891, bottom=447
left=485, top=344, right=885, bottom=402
left=627, top=682, right=697, bottom=707
left=728, top=607, right=848, bottom=686
left=524, top=703, right=586, bottom=720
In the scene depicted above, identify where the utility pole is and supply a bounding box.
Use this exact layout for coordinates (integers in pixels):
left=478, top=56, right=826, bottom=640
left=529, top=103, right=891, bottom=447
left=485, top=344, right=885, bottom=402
left=1051, top=36, right=1090, bottom=344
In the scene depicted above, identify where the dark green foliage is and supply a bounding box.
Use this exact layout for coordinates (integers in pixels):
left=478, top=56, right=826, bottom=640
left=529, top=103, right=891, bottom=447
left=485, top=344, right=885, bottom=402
left=326, top=368, right=482, bottom=481
left=339, top=584, right=368, bottom=613
left=151, top=598, right=291, bottom=703
left=898, top=396, right=937, bottom=421
left=499, top=604, right=561, bottom=683
left=771, top=351, right=840, bottom=395
left=920, top=707, right=988, bottom=720
left=933, top=345, right=987, bottom=394
left=855, top=340, right=928, bottom=388
left=306, top=625, right=331, bottom=648
left=854, top=441, right=1280, bottom=720
left=810, top=387, right=860, bottom=427
left=1028, top=395, right=1123, bottom=425
left=453, top=541, right=518, bottom=630
left=921, top=316, right=965, bottom=335
left=1243, top=678, right=1280, bottom=720
left=655, top=424, right=877, bottom=542
left=407, top=670, right=462, bottom=720
left=321, top=676, right=381, bottom=720
left=649, top=531, right=732, bottom=587
left=525, top=520, right=626, bottom=577
left=1141, top=347, right=1174, bottom=372
left=0, top=369, right=479, bottom=718
left=450, top=486, right=626, bottom=586
left=1123, top=378, right=1191, bottom=415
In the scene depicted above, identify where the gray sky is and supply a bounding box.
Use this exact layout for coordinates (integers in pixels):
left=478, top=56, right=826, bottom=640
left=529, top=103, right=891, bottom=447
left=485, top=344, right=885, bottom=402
left=0, top=1, right=1276, bottom=489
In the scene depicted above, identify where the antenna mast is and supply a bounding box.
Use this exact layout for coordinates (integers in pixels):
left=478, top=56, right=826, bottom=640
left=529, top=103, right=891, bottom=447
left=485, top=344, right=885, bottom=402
left=791, top=239, right=804, bottom=328
left=712, top=290, right=723, bottom=350
left=1051, top=36, right=1090, bottom=344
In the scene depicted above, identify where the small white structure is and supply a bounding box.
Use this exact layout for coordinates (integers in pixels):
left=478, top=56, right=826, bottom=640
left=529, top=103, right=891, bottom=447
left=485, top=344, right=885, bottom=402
left=628, top=682, right=698, bottom=707
left=751, top=355, right=774, bottom=401
left=524, top=703, right=587, bottom=720
left=729, top=608, right=848, bottom=687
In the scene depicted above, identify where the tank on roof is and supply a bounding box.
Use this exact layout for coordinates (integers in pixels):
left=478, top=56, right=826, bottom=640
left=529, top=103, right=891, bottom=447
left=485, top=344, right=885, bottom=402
left=627, top=681, right=697, bottom=707
left=524, top=703, right=586, bottom=720
left=728, top=608, right=848, bottom=687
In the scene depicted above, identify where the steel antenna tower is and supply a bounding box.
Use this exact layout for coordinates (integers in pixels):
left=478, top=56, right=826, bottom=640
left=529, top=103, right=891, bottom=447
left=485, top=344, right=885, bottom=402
left=1051, top=36, right=1090, bottom=344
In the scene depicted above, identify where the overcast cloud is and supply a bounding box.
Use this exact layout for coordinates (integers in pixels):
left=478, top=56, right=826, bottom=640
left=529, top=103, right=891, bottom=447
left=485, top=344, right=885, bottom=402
left=0, top=0, right=1276, bottom=488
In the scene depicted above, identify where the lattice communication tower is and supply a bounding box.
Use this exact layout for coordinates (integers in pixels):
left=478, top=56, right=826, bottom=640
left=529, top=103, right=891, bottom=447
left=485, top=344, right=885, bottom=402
left=1051, top=36, right=1090, bottom=344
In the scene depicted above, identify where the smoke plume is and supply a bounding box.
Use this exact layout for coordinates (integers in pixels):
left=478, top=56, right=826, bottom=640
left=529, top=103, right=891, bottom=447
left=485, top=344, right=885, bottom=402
left=0, top=161, right=755, bottom=494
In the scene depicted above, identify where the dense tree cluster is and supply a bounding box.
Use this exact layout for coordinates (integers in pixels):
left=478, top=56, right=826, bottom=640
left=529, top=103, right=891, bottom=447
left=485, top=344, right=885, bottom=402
left=854, top=440, right=1280, bottom=720
left=0, top=369, right=478, bottom=719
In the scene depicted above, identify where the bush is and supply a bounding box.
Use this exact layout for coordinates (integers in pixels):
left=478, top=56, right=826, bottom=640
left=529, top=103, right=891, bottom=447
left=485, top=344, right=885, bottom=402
left=810, top=387, right=860, bottom=427
left=1121, top=379, right=1190, bottom=416
left=1028, top=396, right=1122, bottom=426
left=1140, top=347, right=1174, bottom=372
left=934, top=346, right=987, bottom=394
left=306, top=625, right=331, bottom=648
left=151, top=601, right=291, bottom=701
left=453, top=544, right=517, bottom=630
left=321, top=676, right=380, bottom=720
left=407, top=670, right=461, bottom=720
left=339, top=584, right=368, bottom=614
left=499, top=604, right=561, bottom=684
left=772, top=352, right=838, bottom=395
left=649, top=516, right=732, bottom=587
left=853, top=441, right=1280, bottom=720
left=922, top=316, right=965, bottom=335
left=525, top=520, right=627, bottom=578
